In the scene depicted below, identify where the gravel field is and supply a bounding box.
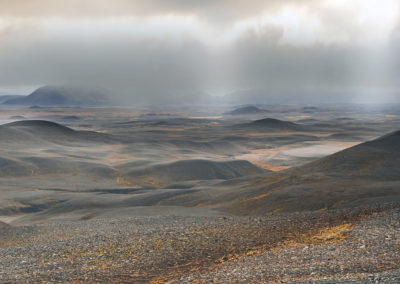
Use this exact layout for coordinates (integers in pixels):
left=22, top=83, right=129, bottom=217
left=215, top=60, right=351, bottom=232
left=0, top=205, right=399, bottom=283
left=178, top=207, right=400, bottom=283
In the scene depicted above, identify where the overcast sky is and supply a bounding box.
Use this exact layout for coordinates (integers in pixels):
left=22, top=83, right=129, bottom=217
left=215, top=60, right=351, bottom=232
left=0, top=0, right=399, bottom=105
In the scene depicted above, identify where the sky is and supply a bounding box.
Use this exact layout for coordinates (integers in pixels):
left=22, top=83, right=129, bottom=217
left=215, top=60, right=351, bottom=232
left=0, top=0, right=399, bottom=105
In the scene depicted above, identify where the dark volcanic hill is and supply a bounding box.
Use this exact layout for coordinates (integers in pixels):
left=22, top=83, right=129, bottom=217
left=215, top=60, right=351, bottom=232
left=0, top=120, right=117, bottom=179
left=297, top=130, right=400, bottom=179
left=189, top=130, right=400, bottom=215
left=3, top=85, right=110, bottom=106
left=5, top=120, right=75, bottom=134
left=0, top=120, right=114, bottom=145
left=120, top=159, right=266, bottom=186
left=235, top=117, right=304, bottom=131
left=225, top=106, right=268, bottom=115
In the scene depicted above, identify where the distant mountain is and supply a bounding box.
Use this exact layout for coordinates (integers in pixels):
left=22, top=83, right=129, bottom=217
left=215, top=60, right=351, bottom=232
left=225, top=106, right=268, bottom=115
left=3, top=85, right=110, bottom=106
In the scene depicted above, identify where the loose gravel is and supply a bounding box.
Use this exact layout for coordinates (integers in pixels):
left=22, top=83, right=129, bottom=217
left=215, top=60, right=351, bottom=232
left=0, top=205, right=399, bottom=283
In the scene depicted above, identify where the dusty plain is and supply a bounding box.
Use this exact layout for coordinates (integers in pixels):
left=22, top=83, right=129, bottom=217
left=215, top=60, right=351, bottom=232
left=0, top=104, right=399, bottom=282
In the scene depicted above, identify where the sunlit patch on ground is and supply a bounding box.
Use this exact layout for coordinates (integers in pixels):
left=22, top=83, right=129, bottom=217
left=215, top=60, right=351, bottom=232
left=0, top=215, right=25, bottom=224
left=281, top=141, right=360, bottom=158
left=236, top=141, right=360, bottom=171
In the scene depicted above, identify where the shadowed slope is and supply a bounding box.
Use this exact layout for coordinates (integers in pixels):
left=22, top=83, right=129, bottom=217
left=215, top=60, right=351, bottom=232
left=0, top=120, right=118, bottom=178
left=189, top=130, right=400, bottom=215
left=0, top=120, right=114, bottom=144
left=120, top=159, right=266, bottom=186
left=251, top=118, right=302, bottom=130
left=234, top=117, right=304, bottom=131
left=297, top=130, right=400, bottom=179
left=5, top=120, right=75, bottom=134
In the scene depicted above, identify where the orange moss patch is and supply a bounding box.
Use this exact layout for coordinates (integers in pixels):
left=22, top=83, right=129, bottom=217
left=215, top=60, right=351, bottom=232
left=254, top=162, right=291, bottom=172
left=115, top=175, right=140, bottom=187
left=283, top=223, right=353, bottom=247
left=241, top=190, right=275, bottom=203
left=216, top=223, right=353, bottom=265
left=149, top=280, right=165, bottom=284
left=240, top=175, right=289, bottom=203
left=194, top=201, right=208, bottom=208
left=310, top=223, right=352, bottom=243
left=268, top=206, right=285, bottom=214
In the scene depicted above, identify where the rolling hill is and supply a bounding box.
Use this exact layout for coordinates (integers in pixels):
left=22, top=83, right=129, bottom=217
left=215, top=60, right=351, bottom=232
left=0, top=120, right=118, bottom=179
left=296, top=130, right=400, bottom=179
left=160, top=130, right=400, bottom=215
left=0, top=120, right=114, bottom=145
left=120, top=159, right=266, bottom=186
left=234, top=117, right=304, bottom=131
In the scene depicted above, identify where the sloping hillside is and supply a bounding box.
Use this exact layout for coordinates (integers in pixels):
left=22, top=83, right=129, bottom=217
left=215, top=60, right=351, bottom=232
left=183, top=130, right=400, bottom=215
left=234, top=117, right=304, bottom=131
left=120, top=159, right=266, bottom=186
left=0, top=120, right=114, bottom=145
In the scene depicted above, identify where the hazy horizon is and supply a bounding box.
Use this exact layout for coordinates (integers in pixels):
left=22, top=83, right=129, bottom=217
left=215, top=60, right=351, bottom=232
left=1, top=3, right=400, bottom=281
left=1, top=0, right=400, bottom=105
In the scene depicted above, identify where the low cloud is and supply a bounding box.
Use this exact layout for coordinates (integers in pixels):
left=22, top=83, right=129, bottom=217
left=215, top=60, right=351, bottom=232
left=0, top=1, right=399, bottom=105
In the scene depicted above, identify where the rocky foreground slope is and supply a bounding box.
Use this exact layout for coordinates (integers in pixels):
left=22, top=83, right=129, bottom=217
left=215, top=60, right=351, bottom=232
left=1, top=204, right=398, bottom=283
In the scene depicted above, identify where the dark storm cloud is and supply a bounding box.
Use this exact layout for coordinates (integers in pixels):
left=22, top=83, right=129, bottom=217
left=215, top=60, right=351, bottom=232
left=0, top=27, right=214, bottom=103
left=226, top=32, right=390, bottom=103
left=0, top=0, right=399, bottom=104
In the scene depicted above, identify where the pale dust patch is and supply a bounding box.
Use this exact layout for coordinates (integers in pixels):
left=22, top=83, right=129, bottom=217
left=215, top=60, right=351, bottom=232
left=0, top=215, right=26, bottom=224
